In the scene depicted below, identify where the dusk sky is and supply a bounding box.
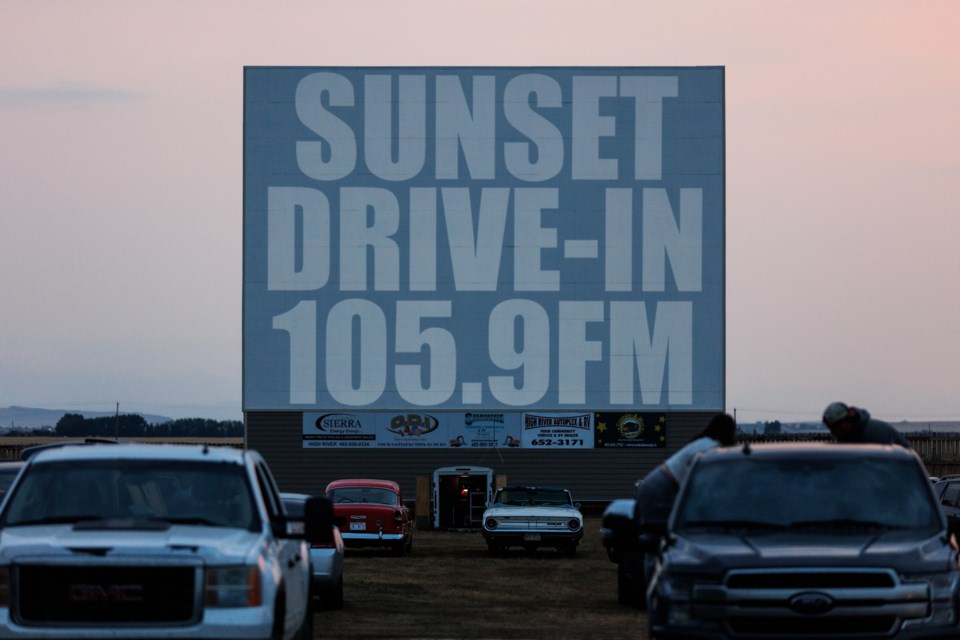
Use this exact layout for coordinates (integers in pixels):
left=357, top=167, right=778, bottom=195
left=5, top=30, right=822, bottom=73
left=1, top=1, right=957, bottom=423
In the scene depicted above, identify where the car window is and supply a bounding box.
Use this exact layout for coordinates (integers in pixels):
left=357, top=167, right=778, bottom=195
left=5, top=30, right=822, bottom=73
left=0, top=467, right=21, bottom=500
left=254, top=462, right=284, bottom=519
left=496, top=488, right=572, bottom=507
left=675, top=457, right=941, bottom=533
left=282, top=498, right=304, bottom=517
left=0, top=460, right=259, bottom=530
left=941, top=482, right=960, bottom=508
left=328, top=487, right=398, bottom=506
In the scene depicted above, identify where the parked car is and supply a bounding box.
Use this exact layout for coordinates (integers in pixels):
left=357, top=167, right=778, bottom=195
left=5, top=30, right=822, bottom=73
left=481, top=485, right=583, bottom=556
left=0, top=443, right=330, bottom=639
left=281, top=492, right=345, bottom=609
left=326, top=479, right=413, bottom=555
left=932, top=474, right=960, bottom=535
left=0, top=461, right=24, bottom=502
left=620, top=443, right=960, bottom=640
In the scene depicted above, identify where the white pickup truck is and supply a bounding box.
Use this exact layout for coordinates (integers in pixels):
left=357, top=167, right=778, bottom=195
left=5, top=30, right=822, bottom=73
left=0, top=442, right=332, bottom=640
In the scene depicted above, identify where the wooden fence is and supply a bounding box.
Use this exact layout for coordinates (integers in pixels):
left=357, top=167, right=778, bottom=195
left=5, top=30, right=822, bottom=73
left=0, top=437, right=243, bottom=462
left=4, top=434, right=960, bottom=476
left=739, top=433, right=960, bottom=477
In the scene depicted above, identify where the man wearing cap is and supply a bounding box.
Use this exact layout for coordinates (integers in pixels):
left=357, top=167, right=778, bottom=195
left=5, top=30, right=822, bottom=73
left=822, top=402, right=910, bottom=448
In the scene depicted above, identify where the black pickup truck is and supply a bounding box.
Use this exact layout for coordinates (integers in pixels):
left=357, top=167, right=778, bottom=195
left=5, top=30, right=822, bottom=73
left=602, top=443, right=960, bottom=640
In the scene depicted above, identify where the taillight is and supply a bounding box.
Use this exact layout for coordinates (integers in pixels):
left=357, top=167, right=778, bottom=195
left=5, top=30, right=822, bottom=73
left=394, top=509, right=404, bottom=523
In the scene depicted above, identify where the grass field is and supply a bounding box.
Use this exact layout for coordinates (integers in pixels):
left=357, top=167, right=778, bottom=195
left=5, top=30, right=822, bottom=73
left=317, top=516, right=647, bottom=639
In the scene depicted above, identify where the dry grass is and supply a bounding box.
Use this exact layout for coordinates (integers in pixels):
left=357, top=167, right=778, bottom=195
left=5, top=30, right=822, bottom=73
left=317, top=516, right=647, bottom=639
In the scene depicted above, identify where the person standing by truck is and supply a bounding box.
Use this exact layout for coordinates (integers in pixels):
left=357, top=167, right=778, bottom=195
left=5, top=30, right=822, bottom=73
left=635, top=412, right=738, bottom=527
left=822, top=401, right=911, bottom=448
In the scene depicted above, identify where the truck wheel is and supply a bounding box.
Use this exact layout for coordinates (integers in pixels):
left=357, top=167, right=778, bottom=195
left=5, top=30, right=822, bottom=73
left=616, top=562, right=634, bottom=605
left=617, top=562, right=647, bottom=610
left=328, top=575, right=344, bottom=610
left=295, top=593, right=313, bottom=640
left=271, top=591, right=285, bottom=640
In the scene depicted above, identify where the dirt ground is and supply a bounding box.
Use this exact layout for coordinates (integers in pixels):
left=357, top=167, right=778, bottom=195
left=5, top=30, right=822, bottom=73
left=315, top=515, right=647, bottom=639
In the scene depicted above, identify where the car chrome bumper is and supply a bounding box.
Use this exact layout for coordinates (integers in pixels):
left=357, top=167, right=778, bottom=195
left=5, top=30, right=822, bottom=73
left=341, top=532, right=404, bottom=542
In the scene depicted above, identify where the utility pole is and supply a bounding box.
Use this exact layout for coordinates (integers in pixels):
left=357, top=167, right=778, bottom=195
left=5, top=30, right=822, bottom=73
left=115, top=402, right=120, bottom=441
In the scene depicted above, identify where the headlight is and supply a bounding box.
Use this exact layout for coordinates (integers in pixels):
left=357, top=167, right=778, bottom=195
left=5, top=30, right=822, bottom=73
left=659, top=573, right=696, bottom=599
left=205, top=566, right=262, bottom=607
left=568, top=519, right=581, bottom=531
left=903, top=572, right=959, bottom=626
left=656, top=573, right=708, bottom=629
left=485, top=517, right=498, bottom=529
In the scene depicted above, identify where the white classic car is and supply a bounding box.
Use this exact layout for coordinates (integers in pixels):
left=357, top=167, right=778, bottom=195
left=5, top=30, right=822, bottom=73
left=481, top=485, right=584, bottom=556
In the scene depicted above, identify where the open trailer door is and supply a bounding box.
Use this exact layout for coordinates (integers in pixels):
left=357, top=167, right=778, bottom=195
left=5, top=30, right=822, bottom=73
left=433, top=466, right=494, bottom=530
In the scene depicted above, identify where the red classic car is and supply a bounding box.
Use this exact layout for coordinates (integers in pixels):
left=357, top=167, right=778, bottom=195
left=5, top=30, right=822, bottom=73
left=326, top=479, right=413, bottom=555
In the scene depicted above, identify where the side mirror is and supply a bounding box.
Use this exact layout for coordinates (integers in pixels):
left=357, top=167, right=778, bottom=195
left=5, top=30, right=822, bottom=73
left=602, top=500, right=637, bottom=533
left=304, top=496, right=335, bottom=546
left=600, top=499, right=638, bottom=550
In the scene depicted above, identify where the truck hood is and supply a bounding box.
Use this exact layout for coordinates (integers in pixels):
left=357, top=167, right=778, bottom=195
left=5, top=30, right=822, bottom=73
left=0, top=524, right=264, bottom=564
left=664, top=530, right=955, bottom=574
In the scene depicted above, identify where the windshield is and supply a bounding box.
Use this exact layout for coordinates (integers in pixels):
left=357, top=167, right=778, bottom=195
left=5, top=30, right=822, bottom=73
left=0, top=467, right=21, bottom=501
left=495, top=488, right=572, bottom=507
left=675, top=457, right=941, bottom=533
left=328, top=486, right=398, bottom=506
left=0, top=460, right=259, bottom=530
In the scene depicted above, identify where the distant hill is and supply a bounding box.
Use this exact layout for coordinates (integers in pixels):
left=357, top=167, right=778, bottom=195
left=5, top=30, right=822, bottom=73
left=0, top=406, right=173, bottom=430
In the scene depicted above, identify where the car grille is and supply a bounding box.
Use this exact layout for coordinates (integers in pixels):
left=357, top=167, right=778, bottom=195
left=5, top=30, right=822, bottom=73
left=15, top=564, right=199, bottom=625
left=492, top=516, right=577, bottom=531
left=692, top=568, right=928, bottom=639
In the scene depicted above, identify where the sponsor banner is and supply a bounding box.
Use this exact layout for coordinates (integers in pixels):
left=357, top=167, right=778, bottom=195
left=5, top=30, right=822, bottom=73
left=594, top=412, right=666, bottom=448
left=303, top=412, right=470, bottom=448
left=303, top=412, right=377, bottom=448
left=378, top=412, right=448, bottom=448
left=446, top=412, right=522, bottom=448
left=522, top=412, right=594, bottom=449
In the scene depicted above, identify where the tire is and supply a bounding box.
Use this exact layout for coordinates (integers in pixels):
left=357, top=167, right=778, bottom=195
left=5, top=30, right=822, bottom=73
left=270, top=591, right=285, bottom=640
left=393, top=540, right=407, bottom=557
left=324, top=575, right=344, bottom=610
left=487, top=542, right=503, bottom=555
left=617, top=561, right=647, bottom=610
left=295, top=593, right=314, bottom=640
left=404, top=534, right=413, bottom=554
left=616, top=562, right=634, bottom=605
